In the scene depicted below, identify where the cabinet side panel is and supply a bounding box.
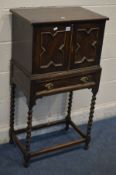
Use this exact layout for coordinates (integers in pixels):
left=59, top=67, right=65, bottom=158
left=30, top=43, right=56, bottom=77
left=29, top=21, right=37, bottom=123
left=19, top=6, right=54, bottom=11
left=12, top=14, right=33, bottom=73
left=12, top=64, right=31, bottom=101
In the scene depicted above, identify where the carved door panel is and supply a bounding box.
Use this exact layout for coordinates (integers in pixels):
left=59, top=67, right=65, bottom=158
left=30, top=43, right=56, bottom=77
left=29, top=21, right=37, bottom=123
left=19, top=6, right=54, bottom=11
left=70, top=22, right=105, bottom=69
left=33, top=24, right=71, bottom=74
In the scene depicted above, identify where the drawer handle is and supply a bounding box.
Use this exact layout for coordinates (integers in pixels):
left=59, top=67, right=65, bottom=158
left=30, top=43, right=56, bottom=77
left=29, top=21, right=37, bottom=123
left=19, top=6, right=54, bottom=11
left=80, top=76, right=89, bottom=83
left=45, top=83, right=54, bottom=90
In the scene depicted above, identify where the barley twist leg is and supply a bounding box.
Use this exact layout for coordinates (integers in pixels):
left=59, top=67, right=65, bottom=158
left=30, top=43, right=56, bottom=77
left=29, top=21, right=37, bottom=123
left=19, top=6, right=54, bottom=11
left=9, top=83, right=16, bottom=144
left=24, top=107, right=33, bottom=167
left=65, top=91, right=73, bottom=130
left=85, top=89, right=97, bottom=149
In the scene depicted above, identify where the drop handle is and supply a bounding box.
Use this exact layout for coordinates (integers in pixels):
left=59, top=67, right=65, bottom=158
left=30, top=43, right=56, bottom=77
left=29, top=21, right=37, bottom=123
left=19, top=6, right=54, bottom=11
left=45, top=83, right=54, bottom=90
left=80, top=76, right=89, bottom=83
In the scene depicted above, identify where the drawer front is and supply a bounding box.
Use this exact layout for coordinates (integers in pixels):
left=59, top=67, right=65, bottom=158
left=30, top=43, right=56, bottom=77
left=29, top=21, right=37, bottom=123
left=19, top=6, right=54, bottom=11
left=70, top=21, right=105, bottom=69
left=35, top=72, right=99, bottom=96
left=33, top=24, right=71, bottom=74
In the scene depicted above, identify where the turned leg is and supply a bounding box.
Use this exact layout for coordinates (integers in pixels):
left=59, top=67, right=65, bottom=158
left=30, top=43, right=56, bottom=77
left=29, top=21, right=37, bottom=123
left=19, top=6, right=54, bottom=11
left=85, top=89, right=97, bottom=150
left=9, top=83, right=16, bottom=144
left=24, top=106, right=33, bottom=168
left=65, top=91, right=73, bottom=130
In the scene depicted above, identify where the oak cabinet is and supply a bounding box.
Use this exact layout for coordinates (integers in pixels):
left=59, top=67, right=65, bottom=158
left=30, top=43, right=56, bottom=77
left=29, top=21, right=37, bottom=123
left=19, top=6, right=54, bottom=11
left=10, top=7, right=108, bottom=167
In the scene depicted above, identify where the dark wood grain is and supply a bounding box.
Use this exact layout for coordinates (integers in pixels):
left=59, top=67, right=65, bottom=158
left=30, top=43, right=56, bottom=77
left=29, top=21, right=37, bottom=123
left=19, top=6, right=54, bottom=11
left=70, top=21, right=106, bottom=69
left=10, top=6, right=108, bottom=167
left=33, top=24, right=71, bottom=74
left=15, top=119, right=66, bottom=134
left=85, top=89, right=97, bottom=149
left=24, top=107, right=33, bottom=167
left=9, top=83, right=16, bottom=144
left=30, top=138, right=86, bottom=158
left=12, top=14, right=33, bottom=73
left=35, top=71, right=98, bottom=96
left=65, top=91, right=73, bottom=130
left=10, top=7, right=109, bottom=24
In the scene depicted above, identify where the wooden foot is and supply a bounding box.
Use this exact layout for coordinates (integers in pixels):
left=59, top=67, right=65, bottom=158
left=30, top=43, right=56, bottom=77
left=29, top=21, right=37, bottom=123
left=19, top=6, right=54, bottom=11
left=23, top=155, right=30, bottom=168
left=84, top=136, right=91, bottom=150
left=85, top=89, right=97, bottom=149
left=9, top=83, right=16, bottom=144
left=65, top=91, right=73, bottom=130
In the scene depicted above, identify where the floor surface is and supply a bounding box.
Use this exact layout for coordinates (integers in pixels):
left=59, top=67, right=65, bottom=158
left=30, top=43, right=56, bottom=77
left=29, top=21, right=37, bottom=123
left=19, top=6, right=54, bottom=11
left=0, top=116, right=116, bottom=175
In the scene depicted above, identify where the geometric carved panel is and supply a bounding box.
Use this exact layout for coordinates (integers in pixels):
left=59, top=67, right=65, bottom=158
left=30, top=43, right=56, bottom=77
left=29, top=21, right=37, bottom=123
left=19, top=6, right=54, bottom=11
left=74, top=27, right=99, bottom=64
left=40, top=30, right=66, bottom=69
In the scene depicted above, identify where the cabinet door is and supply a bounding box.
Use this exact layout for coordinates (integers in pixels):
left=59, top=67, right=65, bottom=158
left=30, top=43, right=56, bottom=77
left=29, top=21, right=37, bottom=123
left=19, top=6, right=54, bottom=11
left=33, top=24, right=71, bottom=74
left=70, top=21, right=105, bottom=69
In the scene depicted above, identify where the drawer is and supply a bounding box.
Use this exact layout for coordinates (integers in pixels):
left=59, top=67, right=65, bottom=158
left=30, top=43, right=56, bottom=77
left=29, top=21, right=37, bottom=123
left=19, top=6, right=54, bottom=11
left=35, top=72, right=99, bottom=97
left=33, top=24, right=71, bottom=74
left=70, top=21, right=105, bottom=69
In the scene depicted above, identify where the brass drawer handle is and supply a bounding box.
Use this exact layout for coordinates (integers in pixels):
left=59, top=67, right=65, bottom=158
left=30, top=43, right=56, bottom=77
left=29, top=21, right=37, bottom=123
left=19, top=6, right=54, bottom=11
left=45, top=83, right=54, bottom=90
left=80, top=76, right=89, bottom=83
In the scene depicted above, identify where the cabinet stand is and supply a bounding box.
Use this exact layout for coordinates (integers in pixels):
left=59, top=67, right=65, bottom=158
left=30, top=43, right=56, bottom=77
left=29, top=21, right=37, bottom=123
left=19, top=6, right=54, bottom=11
left=9, top=83, right=97, bottom=167
left=10, top=6, right=108, bottom=167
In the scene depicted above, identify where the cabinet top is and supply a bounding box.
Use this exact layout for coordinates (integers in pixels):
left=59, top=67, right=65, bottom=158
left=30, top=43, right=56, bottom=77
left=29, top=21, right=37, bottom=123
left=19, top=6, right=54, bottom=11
left=10, top=6, right=109, bottom=24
